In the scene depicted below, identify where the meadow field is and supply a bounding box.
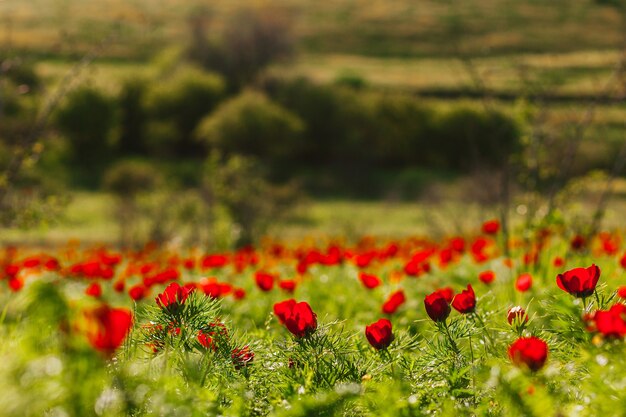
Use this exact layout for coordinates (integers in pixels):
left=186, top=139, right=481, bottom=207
left=2, top=0, right=626, bottom=415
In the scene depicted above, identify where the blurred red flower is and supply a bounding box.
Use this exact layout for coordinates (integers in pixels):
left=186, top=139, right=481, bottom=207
left=478, top=270, right=495, bottom=285
left=508, top=336, right=548, bottom=372
left=382, top=290, right=406, bottom=315
left=85, top=305, right=133, bottom=355
left=482, top=219, right=500, bottom=235
left=515, top=273, right=532, bottom=292
left=452, top=285, right=476, bottom=314
left=359, top=272, right=381, bottom=289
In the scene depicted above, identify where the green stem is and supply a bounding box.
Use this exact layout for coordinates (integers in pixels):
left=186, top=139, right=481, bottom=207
left=442, top=321, right=460, bottom=354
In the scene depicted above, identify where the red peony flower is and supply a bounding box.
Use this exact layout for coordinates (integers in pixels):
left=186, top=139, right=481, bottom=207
left=359, top=272, right=381, bottom=289
left=279, top=279, right=297, bottom=293
left=254, top=271, right=275, bottom=292
left=365, top=318, right=394, bottom=350
left=507, top=306, right=528, bottom=325
left=283, top=301, right=318, bottom=338
left=478, top=270, right=495, bottom=285
left=482, top=219, right=500, bottom=235
left=515, top=273, right=532, bottom=292
left=273, top=299, right=297, bottom=324
left=85, top=282, right=102, bottom=298
left=156, top=282, right=193, bottom=310
left=85, top=305, right=133, bottom=355
left=424, top=291, right=451, bottom=322
left=508, top=336, right=548, bottom=372
left=593, top=304, right=626, bottom=339
left=451, top=285, right=476, bottom=314
left=382, top=290, right=406, bottom=315
left=556, top=264, right=600, bottom=298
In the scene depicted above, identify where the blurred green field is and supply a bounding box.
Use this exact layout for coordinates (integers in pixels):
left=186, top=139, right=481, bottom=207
left=2, top=0, right=624, bottom=57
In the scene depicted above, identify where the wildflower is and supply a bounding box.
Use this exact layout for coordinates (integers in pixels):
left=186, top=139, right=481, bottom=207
left=255, top=271, right=275, bottom=292
left=85, top=305, right=133, bottom=355
left=479, top=270, right=495, bottom=285
left=155, top=282, right=193, bottom=310
left=365, top=318, right=394, bottom=350
left=232, top=346, right=254, bottom=369
left=515, top=273, right=532, bottom=292
left=556, top=264, right=600, bottom=298
left=452, top=285, right=476, bottom=314
left=85, top=282, right=102, bottom=298
left=508, top=336, right=548, bottom=372
left=359, top=272, right=381, bottom=289
left=382, top=290, right=406, bottom=314
left=507, top=306, right=528, bottom=325
left=284, top=301, right=317, bottom=338
left=482, top=219, right=500, bottom=235
left=424, top=291, right=451, bottom=322
left=593, top=304, right=626, bottom=339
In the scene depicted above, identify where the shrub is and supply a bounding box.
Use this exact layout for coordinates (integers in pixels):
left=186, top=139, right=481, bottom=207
left=195, top=91, right=304, bottom=164
left=143, top=66, right=225, bottom=157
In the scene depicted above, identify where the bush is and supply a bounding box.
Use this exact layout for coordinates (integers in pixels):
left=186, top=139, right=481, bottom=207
left=195, top=91, right=304, bottom=165
left=54, top=86, right=117, bottom=183
left=143, top=66, right=226, bottom=157
left=117, top=77, right=149, bottom=156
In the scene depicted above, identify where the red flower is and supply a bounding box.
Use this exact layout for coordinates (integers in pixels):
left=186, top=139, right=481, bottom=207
left=478, top=270, right=495, bottom=285
left=451, top=285, right=476, bottom=314
left=254, top=271, right=275, bottom=292
left=365, top=318, right=394, bottom=350
left=618, top=286, right=626, bottom=299
left=359, top=272, right=381, bottom=289
left=482, top=219, right=500, bottom=235
left=8, top=277, right=23, bottom=292
left=556, top=264, right=600, bottom=298
left=508, top=336, right=548, bottom=372
left=155, top=282, right=193, bottom=310
left=279, top=279, right=297, bottom=293
left=424, top=291, right=451, bottom=322
left=283, top=301, right=317, bottom=338
left=273, top=299, right=297, bottom=324
left=85, top=283, right=102, bottom=298
left=233, top=288, right=246, bottom=300
left=507, top=306, right=528, bottom=325
left=85, top=305, right=133, bottom=355
left=553, top=257, right=564, bottom=268
left=570, top=235, right=586, bottom=251
left=129, top=285, right=146, bottom=301
left=232, top=345, right=254, bottom=370
left=515, top=273, right=532, bottom=292
left=593, top=304, right=626, bottom=339
left=197, top=322, right=228, bottom=351
left=382, top=290, right=406, bottom=315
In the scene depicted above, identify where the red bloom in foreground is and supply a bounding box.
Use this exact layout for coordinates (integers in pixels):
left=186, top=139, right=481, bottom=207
left=482, top=219, right=500, bottom=235
left=593, top=304, right=626, bottom=339
left=515, top=273, right=532, bottom=292
left=556, top=264, right=600, bottom=298
left=507, top=306, right=528, bottom=325
left=85, top=305, right=133, bottom=355
left=478, top=270, right=495, bottom=285
left=365, top=318, right=394, bottom=350
left=508, top=336, right=548, bottom=372
left=273, top=299, right=297, bottom=324
left=382, top=290, right=406, bottom=315
left=424, top=291, right=451, bottom=322
left=275, top=300, right=318, bottom=338
left=359, top=272, right=381, bottom=289
left=452, top=285, right=476, bottom=314
left=156, top=282, right=193, bottom=310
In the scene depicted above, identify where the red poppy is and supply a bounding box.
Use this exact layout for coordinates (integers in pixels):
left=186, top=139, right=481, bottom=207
left=85, top=283, right=102, bottom=298
left=515, top=273, right=532, bottom=292
left=85, top=305, right=133, bottom=355
left=508, top=336, right=548, bottom=372
left=279, top=279, right=297, bottom=293
left=359, top=272, right=381, bottom=289
left=507, top=306, right=528, bottom=325
left=451, top=285, right=476, bottom=314
left=556, top=264, right=600, bottom=298
left=255, top=271, right=275, bottom=292
left=283, top=301, right=317, bottom=338
left=618, top=286, right=626, bottom=299
left=273, top=299, right=297, bottom=324
left=382, top=290, right=406, bottom=315
left=593, top=304, right=626, bottom=339
left=482, top=219, right=500, bottom=235
left=424, top=291, right=451, bottom=322
left=365, top=318, right=394, bottom=350
left=478, top=270, right=495, bottom=285
left=156, top=282, right=193, bottom=310
left=129, top=285, right=146, bottom=301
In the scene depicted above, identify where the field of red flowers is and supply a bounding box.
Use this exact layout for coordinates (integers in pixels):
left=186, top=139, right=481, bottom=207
left=1, top=220, right=626, bottom=416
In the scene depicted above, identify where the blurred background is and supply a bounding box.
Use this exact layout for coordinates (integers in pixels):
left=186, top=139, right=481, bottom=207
left=0, top=0, right=625, bottom=248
